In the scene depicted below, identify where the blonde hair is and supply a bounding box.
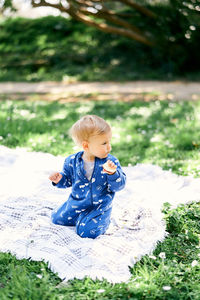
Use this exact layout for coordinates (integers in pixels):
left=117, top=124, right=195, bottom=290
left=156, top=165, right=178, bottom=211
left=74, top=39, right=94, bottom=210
left=69, top=115, right=111, bottom=146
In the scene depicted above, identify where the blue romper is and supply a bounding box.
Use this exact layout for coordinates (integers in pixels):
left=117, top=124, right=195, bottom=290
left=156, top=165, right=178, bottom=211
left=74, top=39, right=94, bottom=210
left=51, top=151, right=126, bottom=239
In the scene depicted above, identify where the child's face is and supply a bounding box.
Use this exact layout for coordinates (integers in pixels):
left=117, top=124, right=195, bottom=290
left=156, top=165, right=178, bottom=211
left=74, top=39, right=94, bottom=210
left=86, top=130, right=112, bottom=159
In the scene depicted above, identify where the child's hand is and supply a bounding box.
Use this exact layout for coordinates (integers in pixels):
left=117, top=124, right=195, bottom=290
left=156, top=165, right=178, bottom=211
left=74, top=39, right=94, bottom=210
left=49, top=172, right=63, bottom=184
left=103, top=160, right=117, bottom=175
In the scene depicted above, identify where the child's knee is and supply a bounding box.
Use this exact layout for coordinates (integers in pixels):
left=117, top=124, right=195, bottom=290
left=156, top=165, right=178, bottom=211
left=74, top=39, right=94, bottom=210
left=51, top=211, right=75, bottom=226
left=76, top=223, right=103, bottom=239
left=51, top=211, right=63, bottom=225
left=76, top=215, right=110, bottom=239
left=51, top=212, right=61, bottom=225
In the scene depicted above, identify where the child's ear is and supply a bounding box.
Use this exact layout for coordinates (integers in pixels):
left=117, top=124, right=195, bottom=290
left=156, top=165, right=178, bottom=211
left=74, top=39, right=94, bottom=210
left=82, top=141, right=89, bottom=151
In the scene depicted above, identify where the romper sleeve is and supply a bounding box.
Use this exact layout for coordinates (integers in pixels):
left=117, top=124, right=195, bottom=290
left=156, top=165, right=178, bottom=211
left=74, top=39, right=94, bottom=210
left=52, top=156, right=73, bottom=188
left=106, top=158, right=126, bottom=193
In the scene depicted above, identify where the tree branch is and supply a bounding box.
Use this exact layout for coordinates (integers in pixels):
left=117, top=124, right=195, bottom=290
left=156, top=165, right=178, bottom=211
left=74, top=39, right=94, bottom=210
left=31, top=0, right=68, bottom=13
left=31, top=0, right=154, bottom=46
left=68, top=7, right=154, bottom=45
left=79, top=6, right=143, bottom=34
left=114, top=0, right=157, bottom=19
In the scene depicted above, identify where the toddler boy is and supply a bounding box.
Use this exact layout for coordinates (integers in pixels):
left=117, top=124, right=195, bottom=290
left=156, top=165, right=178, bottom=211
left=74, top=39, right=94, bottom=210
left=49, top=115, right=126, bottom=239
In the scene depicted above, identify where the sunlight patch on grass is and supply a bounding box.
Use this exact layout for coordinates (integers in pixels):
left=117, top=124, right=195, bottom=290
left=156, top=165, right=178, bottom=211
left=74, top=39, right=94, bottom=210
left=49, top=109, right=69, bottom=121
left=126, top=106, right=156, bottom=118
left=76, top=101, right=95, bottom=114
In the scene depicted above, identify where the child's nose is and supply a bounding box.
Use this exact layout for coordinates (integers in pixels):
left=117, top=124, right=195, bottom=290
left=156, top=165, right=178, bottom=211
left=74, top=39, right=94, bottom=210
left=107, top=144, right=111, bottom=152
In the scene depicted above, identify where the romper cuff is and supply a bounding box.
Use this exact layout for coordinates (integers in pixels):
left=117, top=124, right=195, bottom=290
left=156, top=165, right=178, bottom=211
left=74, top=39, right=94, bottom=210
left=107, top=170, right=120, bottom=181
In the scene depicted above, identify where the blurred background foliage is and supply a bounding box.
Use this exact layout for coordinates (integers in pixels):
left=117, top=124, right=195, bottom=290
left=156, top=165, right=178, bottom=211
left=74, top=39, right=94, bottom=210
left=0, top=0, right=199, bottom=82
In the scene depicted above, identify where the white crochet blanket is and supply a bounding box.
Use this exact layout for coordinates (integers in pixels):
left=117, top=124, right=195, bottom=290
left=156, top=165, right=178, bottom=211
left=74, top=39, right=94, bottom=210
left=0, top=146, right=199, bottom=283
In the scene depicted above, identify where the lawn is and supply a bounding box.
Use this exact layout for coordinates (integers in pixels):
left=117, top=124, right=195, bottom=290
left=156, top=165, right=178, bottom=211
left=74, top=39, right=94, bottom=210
left=0, top=97, right=200, bottom=299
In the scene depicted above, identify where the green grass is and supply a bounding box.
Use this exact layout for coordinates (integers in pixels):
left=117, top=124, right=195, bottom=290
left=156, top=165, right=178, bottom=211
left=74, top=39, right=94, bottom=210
left=0, top=97, right=200, bottom=299
left=0, top=98, right=200, bottom=176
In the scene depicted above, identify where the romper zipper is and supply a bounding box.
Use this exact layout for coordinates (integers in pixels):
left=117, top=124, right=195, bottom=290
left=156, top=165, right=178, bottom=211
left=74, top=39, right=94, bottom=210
left=77, top=157, right=98, bottom=228
left=81, top=154, right=97, bottom=206
left=89, top=156, right=97, bottom=206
